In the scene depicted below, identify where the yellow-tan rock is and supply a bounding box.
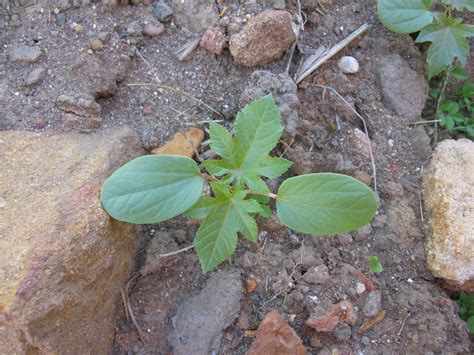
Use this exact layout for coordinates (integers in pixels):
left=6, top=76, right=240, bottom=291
left=0, top=127, right=143, bottom=353
left=423, top=139, right=474, bottom=291
left=151, top=127, right=204, bottom=157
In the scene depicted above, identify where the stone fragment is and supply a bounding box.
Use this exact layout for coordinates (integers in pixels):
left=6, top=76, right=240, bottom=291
left=0, top=127, right=143, bottom=353
left=170, top=0, right=219, bottom=32
left=143, top=21, right=165, bottom=36
left=229, top=10, right=296, bottom=66
left=423, top=139, right=474, bottom=291
left=153, top=2, right=173, bottom=22
left=302, top=264, right=329, bottom=285
left=244, top=279, right=257, bottom=293
left=247, top=310, right=307, bottom=355
left=338, top=56, right=359, bottom=74
left=305, top=315, right=339, bottom=333
left=329, top=300, right=357, bottom=326
left=25, top=66, right=46, bottom=86
left=73, top=23, right=84, bottom=33
left=140, top=231, right=181, bottom=275
left=151, top=127, right=204, bottom=157
left=200, top=26, right=226, bottom=55
left=363, top=290, right=382, bottom=318
left=168, top=269, right=243, bottom=355
left=56, top=93, right=101, bottom=118
left=9, top=45, right=42, bottom=63
left=377, top=55, right=428, bottom=122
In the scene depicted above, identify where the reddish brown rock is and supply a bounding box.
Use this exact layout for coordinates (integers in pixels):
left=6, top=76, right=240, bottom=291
left=0, top=127, right=143, bottom=353
left=200, top=26, right=226, bottom=55
left=247, top=310, right=307, bottom=355
left=305, top=315, right=339, bottom=333
left=329, top=300, right=357, bottom=326
left=229, top=10, right=296, bottom=66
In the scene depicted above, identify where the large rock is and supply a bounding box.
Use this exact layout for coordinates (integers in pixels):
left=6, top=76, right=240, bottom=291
left=168, top=269, right=243, bottom=354
left=0, top=127, right=143, bottom=353
left=424, top=139, right=474, bottom=291
left=229, top=10, right=296, bottom=67
left=377, top=55, right=428, bottom=123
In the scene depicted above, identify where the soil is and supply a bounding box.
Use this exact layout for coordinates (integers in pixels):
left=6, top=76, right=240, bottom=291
left=1, top=0, right=473, bottom=354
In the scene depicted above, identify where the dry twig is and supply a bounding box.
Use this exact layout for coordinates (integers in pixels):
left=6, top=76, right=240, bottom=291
left=127, top=83, right=225, bottom=119
left=158, top=244, right=194, bottom=258
left=121, top=273, right=146, bottom=343
left=295, top=23, right=370, bottom=84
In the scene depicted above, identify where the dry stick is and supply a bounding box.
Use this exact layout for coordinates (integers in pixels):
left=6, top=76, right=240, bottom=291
left=158, top=244, right=194, bottom=258
left=397, top=313, right=411, bottom=336
left=295, top=22, right=370, bottom=84
left=127, top=83, right=225, bottom=119
left=121, top=273, right=146, bottom=343
left=434, top=69, right=450, bottom=144
left=310, top=84, right=378, bottom=196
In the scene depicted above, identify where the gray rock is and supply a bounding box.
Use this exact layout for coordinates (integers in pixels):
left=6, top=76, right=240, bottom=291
left=101, top=0, right=118, bottom=11
left=240, top=70, right=299, bottom=134
left=9, top=45, right=42, bottom=63
left=338, top=56, right=359, bottom=74
left=140, top=231, right=180, bottom=275
left=363, top=290, right=382, bottom=318
left=168, top=269, right=243, bottom=355
left=361, top=336, right=370, bottom=345
left=143, top=21, right=165, bottom=36
left=334, top=322, right=352, bottom=342
left=272, top=0, right=285, bottom=9
left=153, top=2, right=173, bottom=22
left=26, top=66, right=46, bottom=86
left=170, top=0, right=218, bottom=33
left=377, top=55, right=428, bottom=122
left=407, top=127, right=432, bottom=161
left=303, top=264, right=329, bottom=285
left=56, top=93, right=101, bottom=117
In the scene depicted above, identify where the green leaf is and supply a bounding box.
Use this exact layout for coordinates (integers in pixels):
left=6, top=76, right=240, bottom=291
left=368, top=256, right=384, bottom=273
left=442, top=0, right=474, bottom=11
left=209, top=122, right=235, bottom=161
left=451, top=67, right=469, bottom=80
left=193, top=183, right=261, bottom=272
left=203, top=95, right=288, bottom=191
left=377, top=0, right=434, bottom=34
left=100, top=155, right=204, bottom=224
left=467, top=316, right=474, bottom=333
left=258, top=204, right=273, bottom=218
left=276, top=173, right=377, bottom=235
left=416, top=14, right=474, bottom=78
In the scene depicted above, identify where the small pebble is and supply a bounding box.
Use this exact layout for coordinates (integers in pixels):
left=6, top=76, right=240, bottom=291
left=356, top=282, right=366, bottom=295
left=90, top=39, right=104, bottom=51
left=32, top=117, right=46, bottom=129
left=33, top=101, right=41, bottom=109
left=362, top=336, right=370, bottom=345
left=338, top=56, right=359, bottom=74
left=73, top=23, right=84, bottom=34
left=143, top=22, right=165, bottom=36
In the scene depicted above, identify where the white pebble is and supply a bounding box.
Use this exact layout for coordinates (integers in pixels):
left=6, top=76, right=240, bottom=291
left=338, top=56, right=359, bottom=74
left=356, top=282, right=366, bottom=295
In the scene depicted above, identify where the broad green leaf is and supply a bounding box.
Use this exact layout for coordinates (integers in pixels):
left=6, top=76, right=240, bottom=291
left=276, top=173, right=377, bottom=235
left=100, top=155, right=204, bottom=224
left=442, top=0, right=474, bottom=11
left=251, top=156, right=293, bottom=179
left=451, top=67, right=469, bottom=80
left=258, top=204, right=273, bottom=218
left=193, top=184, right=262, bottom=272
left=416, top=14, right=474, bottom=78
left=377, top=0, right=434, bottom=34
left=184, top=196, right=219, bottom=219
left=209, top=122, right=235, bottom=161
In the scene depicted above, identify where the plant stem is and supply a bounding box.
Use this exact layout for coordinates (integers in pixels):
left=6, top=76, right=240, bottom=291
left=200, top=173, right=219, bottom=181
left=435, top=69, right=451, bottom=143
left=246, top=190, right=277, bottom=199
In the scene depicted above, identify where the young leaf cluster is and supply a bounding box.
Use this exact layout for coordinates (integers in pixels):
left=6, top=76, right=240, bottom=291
left=377, top=0, right=474, bottom=78
left=367, top=256, right=384, bottom=273
left=429, top=69, right=474, bottom=138
left=456, top=292, right=474, bottom=333
left=100, top=95, right=377, bottom=272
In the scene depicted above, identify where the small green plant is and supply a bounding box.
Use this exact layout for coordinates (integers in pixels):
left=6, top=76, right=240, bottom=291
left=368, top=256, right=384, bottom=273
left=100, top=95, right=377, bottom=272
left=377, top=0, right=474, bottom=79
left=430, top=73, right=474, bottom=137
left=456, top=292, right=474, bottom=333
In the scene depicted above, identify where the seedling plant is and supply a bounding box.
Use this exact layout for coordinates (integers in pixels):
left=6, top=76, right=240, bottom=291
left=368, top=256, right=384, bottom=273
left=101, top=95, right=377, bottom=272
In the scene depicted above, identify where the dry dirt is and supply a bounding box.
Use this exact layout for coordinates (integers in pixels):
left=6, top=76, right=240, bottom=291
left=1, top=0, right=473, bottom=354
